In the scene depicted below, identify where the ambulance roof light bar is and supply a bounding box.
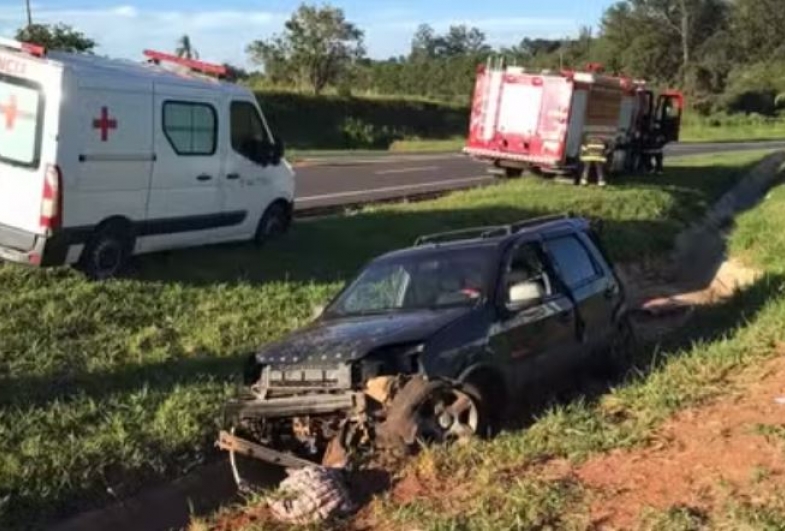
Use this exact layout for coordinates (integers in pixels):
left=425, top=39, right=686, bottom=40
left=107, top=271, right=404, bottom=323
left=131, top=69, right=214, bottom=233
left=0, top=36, right=46, bottom=57
left=143, top=49, right=228, bottom=78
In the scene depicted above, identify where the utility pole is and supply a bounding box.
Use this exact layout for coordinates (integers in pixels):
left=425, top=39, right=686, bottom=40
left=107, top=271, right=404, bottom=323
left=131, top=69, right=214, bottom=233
left=25, top=0, right=33, bottom=27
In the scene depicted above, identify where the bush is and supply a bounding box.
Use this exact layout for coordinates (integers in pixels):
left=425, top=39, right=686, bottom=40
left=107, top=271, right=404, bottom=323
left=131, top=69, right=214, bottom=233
left=254, top=91, right=468, bottom=150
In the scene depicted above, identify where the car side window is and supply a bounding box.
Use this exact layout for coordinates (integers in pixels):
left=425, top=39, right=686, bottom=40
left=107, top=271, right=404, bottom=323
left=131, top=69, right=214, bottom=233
left=162, top=101, right=217, bottom=156
left=502, top=242, right=555, bottom=303
left=230, top=101, right=270, bottom=162
left=544, top=235, right=599, bottom=289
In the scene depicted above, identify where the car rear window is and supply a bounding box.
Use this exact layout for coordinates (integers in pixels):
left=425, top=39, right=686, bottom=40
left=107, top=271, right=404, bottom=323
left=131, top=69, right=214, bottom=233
left=0, top=74, right=43, bottom=168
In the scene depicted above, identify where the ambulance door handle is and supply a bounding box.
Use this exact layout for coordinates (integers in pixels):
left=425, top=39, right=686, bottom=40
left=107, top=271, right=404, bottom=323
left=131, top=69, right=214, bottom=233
left=226, top=173, right=241, bottom=180
left=196, top=174, right=213, bottom=182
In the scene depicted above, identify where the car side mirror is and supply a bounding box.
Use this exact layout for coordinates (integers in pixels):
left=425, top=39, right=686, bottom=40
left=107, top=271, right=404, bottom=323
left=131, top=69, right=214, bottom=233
left=506, top=281, right=544, bottom=312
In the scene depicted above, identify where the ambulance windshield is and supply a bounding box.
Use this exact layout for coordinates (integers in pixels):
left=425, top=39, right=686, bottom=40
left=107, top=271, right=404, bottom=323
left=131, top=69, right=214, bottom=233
left=0, top=76, right=43, bottom=168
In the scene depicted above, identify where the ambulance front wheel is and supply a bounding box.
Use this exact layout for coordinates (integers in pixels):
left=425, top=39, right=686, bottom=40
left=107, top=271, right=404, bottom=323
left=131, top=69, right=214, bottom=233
left=253, top=201, right=291, bottom=247
left=78, top=222, right=133, bottom=281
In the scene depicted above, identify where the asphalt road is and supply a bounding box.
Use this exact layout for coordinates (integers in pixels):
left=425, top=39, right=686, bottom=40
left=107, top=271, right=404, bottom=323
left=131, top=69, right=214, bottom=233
left=293, top=140, right=785, bottom=212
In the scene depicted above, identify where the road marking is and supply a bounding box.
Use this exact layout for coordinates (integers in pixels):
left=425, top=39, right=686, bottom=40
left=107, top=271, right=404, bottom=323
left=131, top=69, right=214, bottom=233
left=297, top=176, right=493, bottom=203
left=374, top=165, right=440, bottom=175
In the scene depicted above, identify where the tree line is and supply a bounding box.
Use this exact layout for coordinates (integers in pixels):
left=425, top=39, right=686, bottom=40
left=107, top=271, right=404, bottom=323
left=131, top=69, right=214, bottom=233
left=12, top=0, right=785, bottom=115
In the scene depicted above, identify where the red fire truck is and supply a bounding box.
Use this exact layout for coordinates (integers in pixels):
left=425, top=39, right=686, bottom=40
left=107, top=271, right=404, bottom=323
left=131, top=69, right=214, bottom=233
left=463, top=61, right=684, bottom=179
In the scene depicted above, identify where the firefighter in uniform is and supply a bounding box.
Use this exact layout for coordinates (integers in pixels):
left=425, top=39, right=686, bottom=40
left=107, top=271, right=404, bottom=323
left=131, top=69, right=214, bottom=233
left=642, top=128, right=666, bottom=174
left=580, top=136, right=611, bottom=187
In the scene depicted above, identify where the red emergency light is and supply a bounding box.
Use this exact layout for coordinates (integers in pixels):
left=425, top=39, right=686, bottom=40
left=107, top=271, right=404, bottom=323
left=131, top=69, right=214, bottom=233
left=143, top=49, right=228, bottom=77
left=0, top=36, right=46, bottom=57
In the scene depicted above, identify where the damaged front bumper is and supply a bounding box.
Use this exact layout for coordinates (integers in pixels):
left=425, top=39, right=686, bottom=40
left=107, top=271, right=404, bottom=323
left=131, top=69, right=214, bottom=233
left=223, top=390, right=365, bottom=421
left=219, top=390, right=367, bottom=469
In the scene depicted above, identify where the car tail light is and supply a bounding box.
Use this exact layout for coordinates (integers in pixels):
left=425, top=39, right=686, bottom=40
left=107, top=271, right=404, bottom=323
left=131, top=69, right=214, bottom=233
left=40, top=164, right=63, bottom=232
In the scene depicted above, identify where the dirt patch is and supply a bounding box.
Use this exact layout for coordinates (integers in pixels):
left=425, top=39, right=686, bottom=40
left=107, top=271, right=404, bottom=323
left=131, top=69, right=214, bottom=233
left=573, top=353, right=785, bottom=530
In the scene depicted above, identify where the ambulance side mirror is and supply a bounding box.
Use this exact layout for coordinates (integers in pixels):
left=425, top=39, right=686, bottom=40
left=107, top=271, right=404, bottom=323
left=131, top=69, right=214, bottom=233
left=271, top=138, right=285, bottom=165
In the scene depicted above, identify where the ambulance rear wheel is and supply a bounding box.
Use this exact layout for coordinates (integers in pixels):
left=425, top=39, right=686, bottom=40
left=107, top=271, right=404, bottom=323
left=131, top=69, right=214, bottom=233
left=78, top=224, right=133, bottom=281
left=254, top=201, right=290, bottom=247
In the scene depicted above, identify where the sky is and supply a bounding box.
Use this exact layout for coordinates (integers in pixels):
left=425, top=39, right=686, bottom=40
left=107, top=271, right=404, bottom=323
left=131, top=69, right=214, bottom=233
left=0, top=0, right=613, bottom=67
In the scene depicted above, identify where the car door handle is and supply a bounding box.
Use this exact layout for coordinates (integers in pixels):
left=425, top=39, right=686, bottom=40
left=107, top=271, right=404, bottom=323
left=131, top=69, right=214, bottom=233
left=196, top=174, right=213, bottom=182
left=226, top=173, right=241, bottom=180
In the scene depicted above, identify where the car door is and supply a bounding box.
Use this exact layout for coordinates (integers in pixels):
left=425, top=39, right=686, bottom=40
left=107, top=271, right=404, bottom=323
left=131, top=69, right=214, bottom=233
left=145, top=88, right=227, bottom=250
left=222, top=99, right=279, bottom=238
left=489, top=238, right=581, bottom=395
left=543, top=231, right=616, bottom=356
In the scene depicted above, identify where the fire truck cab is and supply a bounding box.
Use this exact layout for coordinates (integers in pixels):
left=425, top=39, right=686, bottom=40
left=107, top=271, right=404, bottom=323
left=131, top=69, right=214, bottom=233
left=0, top=38, right=294, bottom=279
left=463, top=61, right=683, bottom=179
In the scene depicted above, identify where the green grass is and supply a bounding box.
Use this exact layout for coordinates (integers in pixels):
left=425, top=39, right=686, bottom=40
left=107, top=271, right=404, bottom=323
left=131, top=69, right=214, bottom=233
left=730, top=179, right=785, bottom=273
left=680, top=113, right=785, bottom=144
left=0, top=150, right=774, bottom=529
left=680, top=122, right=785, bottom=143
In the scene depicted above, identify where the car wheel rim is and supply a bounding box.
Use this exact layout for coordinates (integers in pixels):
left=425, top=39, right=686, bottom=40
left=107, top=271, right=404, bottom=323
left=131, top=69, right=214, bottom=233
left=418, top=387, right=479, bottom=443
left=263, top=210, right=285, bottom=237
left=95, top=240, right=122, bottom=274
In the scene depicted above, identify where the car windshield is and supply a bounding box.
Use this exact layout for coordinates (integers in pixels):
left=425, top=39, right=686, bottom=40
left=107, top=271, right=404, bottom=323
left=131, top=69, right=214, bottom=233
left=327, top=247, right=495, bottom=317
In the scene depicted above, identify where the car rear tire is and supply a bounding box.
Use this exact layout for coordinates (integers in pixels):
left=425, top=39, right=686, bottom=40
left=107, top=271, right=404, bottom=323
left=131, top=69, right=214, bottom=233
left=254, top=201, right=290, bottom=247
left=78, top=224, right=133, bottom=281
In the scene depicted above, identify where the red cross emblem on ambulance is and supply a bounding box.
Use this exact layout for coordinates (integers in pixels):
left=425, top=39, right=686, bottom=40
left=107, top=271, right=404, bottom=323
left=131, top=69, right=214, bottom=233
left=92, top=106, right=118, bottom=141
left=0, top=94, right=35, bottom=130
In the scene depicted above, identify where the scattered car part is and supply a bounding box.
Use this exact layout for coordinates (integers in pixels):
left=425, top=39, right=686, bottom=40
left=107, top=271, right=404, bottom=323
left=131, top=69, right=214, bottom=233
left=267, top=466, right=356, bottom=524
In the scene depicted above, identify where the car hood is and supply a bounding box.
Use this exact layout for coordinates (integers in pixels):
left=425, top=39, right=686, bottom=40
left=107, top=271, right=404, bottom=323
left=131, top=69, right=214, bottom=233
left=255, top=307, right=471, bottom=365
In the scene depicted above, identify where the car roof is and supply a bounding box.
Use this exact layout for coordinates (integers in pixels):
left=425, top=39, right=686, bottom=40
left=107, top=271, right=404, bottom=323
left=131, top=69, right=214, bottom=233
left=375, top=216, right=590, bottom=262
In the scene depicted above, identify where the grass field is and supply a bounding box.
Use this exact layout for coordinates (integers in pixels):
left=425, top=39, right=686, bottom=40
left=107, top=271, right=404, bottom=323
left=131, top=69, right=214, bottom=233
left=680, top=114, right=785, bottom=144
left=0, top=150, right=775, bottom=529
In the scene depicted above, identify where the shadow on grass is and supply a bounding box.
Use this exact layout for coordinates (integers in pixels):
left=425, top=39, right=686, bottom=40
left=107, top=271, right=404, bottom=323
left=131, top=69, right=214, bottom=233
left=127, top=159, right=761, bottom=288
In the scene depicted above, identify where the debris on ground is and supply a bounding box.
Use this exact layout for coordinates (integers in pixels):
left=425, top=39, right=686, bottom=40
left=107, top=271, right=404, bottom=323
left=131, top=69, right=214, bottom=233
left=266, top=466, right=356, bottom=524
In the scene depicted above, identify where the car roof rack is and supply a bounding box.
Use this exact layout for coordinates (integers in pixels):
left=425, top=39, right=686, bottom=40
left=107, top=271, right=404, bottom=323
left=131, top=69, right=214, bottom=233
left=414, top=213, right=572, bottom=247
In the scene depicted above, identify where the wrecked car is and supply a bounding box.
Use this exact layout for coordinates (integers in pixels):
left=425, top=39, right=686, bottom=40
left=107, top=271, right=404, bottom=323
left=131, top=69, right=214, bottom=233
left=218, top=214, right=633, bottom=487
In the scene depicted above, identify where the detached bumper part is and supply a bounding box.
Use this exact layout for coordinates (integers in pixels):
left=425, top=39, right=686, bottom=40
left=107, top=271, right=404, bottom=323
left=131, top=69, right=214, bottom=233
left=218, top=430, right=314, bottom=469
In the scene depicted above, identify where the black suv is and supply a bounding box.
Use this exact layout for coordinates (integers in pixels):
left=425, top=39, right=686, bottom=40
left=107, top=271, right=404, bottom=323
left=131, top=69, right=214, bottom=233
left=219, top=215, right=631, bottom=481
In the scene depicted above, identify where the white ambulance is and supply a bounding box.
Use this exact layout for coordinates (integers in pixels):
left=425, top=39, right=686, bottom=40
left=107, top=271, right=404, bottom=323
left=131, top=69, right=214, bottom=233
left=0, top=39, right=295, bottom=279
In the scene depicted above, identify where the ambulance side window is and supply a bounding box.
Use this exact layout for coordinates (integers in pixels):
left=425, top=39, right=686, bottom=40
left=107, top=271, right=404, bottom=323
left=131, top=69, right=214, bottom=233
left=162, top=101, right=217, bottom=156
left=230, top=101, right=271, bottom=163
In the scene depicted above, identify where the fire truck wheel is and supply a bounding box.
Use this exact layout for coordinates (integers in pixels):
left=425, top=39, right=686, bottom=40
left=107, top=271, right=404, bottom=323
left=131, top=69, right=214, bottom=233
left=504, top=168, right=523, bottom=179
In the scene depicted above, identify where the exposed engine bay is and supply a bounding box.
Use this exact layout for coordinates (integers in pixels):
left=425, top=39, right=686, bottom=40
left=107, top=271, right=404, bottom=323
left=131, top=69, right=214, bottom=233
left=218, top=358, right=480, bottom=487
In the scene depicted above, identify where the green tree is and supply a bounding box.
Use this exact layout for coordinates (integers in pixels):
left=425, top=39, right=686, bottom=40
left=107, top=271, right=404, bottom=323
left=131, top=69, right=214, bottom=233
left=175, top=35, right=198, bottom=60
left=15, top=23, right=95, bottom=52
left=598, top=0, right=727, bottom=86
left=247, top=3, right=365, bottom=95
left=730, top=0, right=785, bottom=62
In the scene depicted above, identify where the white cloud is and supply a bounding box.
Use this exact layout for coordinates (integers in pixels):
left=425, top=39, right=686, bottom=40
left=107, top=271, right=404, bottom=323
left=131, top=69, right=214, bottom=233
left=0, top=4, right=580, bottom=67
left=0, top=4, right=285, bottom=67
